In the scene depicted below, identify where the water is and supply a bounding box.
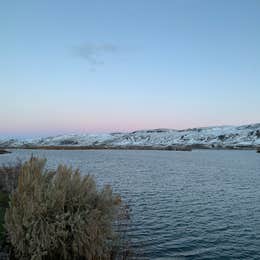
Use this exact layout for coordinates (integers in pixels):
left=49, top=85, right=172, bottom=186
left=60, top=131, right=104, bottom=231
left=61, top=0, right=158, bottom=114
left=1, top=149, right=260, bottom=259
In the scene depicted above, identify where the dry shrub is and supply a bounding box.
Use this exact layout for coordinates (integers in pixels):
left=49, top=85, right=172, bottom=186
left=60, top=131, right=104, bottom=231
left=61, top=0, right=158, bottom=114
left=5, top=157, right=125, bottom=260
left=0, top=162, right=21, bottom=193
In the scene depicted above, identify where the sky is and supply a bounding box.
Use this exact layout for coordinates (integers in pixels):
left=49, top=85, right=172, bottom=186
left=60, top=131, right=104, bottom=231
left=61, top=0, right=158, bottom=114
left=0, top=0, right=260, bottom=137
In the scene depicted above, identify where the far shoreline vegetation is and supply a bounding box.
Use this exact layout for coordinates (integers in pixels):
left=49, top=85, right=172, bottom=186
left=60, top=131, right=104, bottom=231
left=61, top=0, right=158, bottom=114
left=0, top=150, right=11, bottom=155
left=1, top=145, right=260, bottom=152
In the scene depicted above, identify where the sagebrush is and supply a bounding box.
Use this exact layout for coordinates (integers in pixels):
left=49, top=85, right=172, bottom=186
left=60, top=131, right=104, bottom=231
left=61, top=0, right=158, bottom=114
left=5, top=157, right=128, bottom=260
left=0, top=162, right=21, bottom=193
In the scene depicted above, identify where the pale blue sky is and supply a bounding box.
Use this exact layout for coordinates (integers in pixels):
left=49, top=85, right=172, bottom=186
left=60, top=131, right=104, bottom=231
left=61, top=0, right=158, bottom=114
left=1, top=0, right=260, bottom=137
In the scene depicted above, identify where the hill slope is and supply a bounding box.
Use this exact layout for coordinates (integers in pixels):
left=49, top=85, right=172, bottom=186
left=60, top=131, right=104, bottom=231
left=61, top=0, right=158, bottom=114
left=1, top=123, right=260, bottom=149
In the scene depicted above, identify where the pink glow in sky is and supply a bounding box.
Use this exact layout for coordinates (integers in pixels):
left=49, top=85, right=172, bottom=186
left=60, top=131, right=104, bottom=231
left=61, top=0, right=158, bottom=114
left=1, top=1, right=260, bottom=137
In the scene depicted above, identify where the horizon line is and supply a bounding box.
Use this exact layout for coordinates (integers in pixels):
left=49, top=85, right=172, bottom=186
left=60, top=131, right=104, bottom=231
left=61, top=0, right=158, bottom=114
left=1, top=122, right=260, bottom=140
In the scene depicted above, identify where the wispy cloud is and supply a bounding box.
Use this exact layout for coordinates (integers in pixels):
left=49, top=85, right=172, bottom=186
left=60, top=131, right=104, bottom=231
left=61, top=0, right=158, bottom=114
left=75, top=43, right=119, bottom=65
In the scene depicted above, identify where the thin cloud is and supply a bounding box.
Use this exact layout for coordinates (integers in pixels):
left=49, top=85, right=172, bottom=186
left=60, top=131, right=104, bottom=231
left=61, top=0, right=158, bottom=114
left=75, top=43, right=119, bottom=65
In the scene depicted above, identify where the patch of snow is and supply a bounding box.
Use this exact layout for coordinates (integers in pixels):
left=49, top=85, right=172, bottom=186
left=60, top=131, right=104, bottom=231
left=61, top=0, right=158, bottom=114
left=1, top=123, right=260, bottom=149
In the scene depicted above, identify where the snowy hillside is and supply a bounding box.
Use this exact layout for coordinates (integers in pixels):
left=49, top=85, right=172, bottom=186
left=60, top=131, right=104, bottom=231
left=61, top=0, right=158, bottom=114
left=1, top=123, right=260, bottom=149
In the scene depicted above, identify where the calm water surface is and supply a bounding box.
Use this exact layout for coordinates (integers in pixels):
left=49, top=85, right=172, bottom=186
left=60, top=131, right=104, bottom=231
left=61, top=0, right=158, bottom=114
left=0, top=149, right=260, bottom=259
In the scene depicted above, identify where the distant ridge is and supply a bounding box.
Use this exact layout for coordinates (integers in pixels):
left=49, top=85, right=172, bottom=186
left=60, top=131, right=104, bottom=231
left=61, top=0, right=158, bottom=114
left=1, top=123, right=260, bottom=149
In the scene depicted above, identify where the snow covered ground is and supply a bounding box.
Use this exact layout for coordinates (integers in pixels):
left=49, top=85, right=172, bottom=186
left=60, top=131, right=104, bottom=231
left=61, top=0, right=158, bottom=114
left=1, top=123, right=260, bottom=149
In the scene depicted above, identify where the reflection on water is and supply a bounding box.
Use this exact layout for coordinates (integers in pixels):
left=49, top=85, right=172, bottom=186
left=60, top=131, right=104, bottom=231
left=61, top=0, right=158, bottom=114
left=1, top=149, right=260, bottom=259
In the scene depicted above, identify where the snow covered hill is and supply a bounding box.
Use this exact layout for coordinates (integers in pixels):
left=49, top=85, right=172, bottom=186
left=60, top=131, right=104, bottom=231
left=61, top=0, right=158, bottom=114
left=1, top=123, right=260, bottom=149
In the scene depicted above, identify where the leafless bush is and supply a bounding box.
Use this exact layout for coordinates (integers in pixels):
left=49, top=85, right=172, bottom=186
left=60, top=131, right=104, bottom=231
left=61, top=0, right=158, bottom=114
left=4, top=157, right=132, bottom=260
left=0, top=162, right=21, bottom=193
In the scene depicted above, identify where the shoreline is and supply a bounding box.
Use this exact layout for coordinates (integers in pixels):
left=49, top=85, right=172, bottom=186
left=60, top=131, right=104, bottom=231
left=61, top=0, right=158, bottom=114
left=1, top=145, right=259, bottom=151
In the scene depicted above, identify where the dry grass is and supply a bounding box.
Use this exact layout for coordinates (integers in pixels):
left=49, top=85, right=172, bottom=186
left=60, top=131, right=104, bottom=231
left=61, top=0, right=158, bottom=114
left=4, top=157, right=134, bottom=260
left=0, top=162, right=21, bottom=194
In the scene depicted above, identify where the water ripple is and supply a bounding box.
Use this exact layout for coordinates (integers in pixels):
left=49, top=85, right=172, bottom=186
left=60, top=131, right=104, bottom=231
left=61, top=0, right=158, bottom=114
left=1, top=149, right=260, bottom=259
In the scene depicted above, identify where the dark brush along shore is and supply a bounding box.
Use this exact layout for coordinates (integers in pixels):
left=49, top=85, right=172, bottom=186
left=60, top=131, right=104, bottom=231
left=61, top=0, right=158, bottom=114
left=1, top=145, right=260, bottom=151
